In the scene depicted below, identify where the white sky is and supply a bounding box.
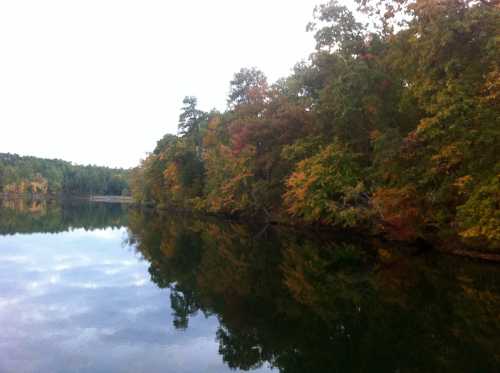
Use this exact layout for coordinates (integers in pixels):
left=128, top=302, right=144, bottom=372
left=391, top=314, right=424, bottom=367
left=0, top=1, right=322, bottom=168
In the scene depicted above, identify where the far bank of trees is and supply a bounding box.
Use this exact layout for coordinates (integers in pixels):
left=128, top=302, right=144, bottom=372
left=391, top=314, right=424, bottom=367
left=130, top=0, right=500, bottom=251
left=0, top=153, right=129, bottom=196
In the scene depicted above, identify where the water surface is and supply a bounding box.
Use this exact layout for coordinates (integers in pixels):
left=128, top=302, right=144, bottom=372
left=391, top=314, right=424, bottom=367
left=0, top=199, right=498, bottom=372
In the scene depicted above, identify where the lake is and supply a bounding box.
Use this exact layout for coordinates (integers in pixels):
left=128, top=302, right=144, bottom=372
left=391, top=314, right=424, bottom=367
left=0, top=199, right=499, bottom=372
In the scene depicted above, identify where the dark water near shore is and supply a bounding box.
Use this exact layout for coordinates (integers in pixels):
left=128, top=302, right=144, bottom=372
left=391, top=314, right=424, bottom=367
left=0, top=199, right=499, bottom=373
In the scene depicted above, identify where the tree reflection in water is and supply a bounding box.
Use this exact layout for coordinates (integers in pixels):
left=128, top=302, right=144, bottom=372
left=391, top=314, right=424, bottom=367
left=0, top=197, right=128, bottom=234
left=127, top=209, right=500, bottom=373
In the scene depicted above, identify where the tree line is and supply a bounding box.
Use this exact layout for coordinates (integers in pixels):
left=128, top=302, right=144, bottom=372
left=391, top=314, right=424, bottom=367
left=129, top=0, right=500, bottom=251
left=0, top=152, right=129, bottom=196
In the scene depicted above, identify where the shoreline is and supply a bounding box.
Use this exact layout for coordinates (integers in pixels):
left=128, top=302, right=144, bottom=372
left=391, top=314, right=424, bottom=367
left=2, top=193, right=499, bottom=263
left=133, top=203, right=500, bottom=263
left=1, top=192, right=134, bottom=204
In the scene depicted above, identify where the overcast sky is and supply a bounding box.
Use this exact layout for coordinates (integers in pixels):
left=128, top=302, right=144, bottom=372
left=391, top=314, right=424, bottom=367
left=0, top=1, right=323, bottom=168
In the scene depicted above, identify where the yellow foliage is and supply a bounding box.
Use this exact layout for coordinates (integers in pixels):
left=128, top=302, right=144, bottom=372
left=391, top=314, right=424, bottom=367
left=457, top=173, right=500, bottom=250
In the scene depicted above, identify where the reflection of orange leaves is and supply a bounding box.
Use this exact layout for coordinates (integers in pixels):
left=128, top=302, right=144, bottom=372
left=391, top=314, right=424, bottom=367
left=195, top=229, right=252, bottom=298
left=281, top=247, right=318, bottom=306
left=283, top=266, right=316, bottom=305
left=160, top=241, right=176, bottom=258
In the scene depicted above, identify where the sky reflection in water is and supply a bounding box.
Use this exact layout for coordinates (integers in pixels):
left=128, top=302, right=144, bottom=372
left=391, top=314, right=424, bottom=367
left=0, top=227, right=272, bottom=373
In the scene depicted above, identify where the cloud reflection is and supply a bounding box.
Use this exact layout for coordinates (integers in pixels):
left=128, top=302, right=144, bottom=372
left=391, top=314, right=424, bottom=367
left=0, top=228, right=271, bottom=373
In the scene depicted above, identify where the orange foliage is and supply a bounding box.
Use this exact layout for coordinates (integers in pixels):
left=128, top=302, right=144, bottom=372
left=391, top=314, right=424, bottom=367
left=372, top=187, right=424, bottom=241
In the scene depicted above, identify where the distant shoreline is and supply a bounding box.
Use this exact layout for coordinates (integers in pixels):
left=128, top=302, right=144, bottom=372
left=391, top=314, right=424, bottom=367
left=1, top=192, right=133, bottom=204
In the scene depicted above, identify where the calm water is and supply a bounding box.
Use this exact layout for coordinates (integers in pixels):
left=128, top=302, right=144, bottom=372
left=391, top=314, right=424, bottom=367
left=0, top=199, right=499, bottom=373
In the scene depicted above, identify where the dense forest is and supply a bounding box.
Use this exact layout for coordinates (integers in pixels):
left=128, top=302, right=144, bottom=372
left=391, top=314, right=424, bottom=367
left=0, top=153, right=129, bottom=196
left=130, top=0, right=499, bottom=251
